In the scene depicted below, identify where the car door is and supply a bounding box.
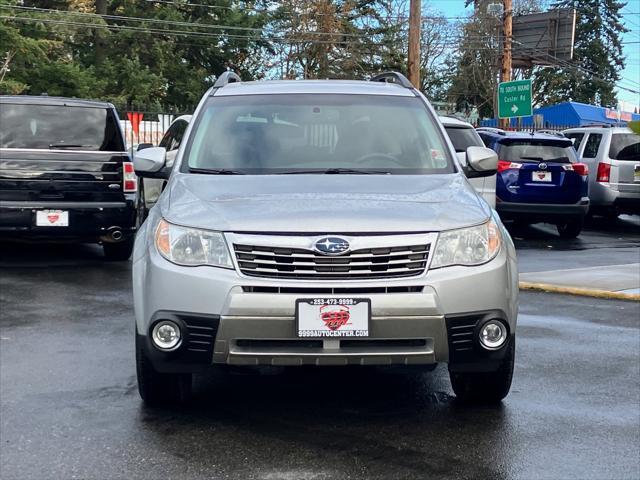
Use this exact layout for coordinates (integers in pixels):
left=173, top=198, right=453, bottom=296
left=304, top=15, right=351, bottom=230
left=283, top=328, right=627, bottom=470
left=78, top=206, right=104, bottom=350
left=579, top=132, right=604, bottom=204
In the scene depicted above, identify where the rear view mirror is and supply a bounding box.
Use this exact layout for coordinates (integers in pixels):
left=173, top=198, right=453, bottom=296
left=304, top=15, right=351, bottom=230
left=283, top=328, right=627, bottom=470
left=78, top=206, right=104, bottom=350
left=465, top=146, right=498, bottom=178
left=134, top=147, right=168, bottom=179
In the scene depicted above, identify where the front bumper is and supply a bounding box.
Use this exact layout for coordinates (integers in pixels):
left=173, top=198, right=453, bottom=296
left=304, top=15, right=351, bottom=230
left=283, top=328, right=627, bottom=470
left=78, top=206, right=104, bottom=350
left=0, top=200, right=137, bottom=241
left=133, top=235, right=518, bottom=372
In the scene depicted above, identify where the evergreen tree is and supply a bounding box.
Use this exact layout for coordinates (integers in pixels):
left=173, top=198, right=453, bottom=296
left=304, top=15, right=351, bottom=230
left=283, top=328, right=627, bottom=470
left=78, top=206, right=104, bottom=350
left=536, top=0, right=627, bottom=107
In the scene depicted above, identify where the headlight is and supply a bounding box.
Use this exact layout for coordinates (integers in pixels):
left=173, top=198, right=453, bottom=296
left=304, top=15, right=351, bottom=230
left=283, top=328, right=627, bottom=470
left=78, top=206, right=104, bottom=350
left=431, top=220, right=501, bottom=268
left=155, top=218, right=233, bottom=268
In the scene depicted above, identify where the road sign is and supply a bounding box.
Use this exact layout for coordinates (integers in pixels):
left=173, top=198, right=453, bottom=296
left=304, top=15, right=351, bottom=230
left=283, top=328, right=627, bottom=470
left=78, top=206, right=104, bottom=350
left=498, top=79, right=533, bottom=118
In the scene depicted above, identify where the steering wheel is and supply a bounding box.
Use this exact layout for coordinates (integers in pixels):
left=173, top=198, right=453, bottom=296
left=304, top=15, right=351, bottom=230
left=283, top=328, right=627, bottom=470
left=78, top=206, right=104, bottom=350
left=353, top=152, right=404, bottom=167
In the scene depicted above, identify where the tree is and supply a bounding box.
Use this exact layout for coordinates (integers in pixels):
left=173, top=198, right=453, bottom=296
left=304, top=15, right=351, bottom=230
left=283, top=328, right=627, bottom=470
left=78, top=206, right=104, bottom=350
left=535, top=0, right=627, bottom=107
left=0, top=0, right=272, bottom=107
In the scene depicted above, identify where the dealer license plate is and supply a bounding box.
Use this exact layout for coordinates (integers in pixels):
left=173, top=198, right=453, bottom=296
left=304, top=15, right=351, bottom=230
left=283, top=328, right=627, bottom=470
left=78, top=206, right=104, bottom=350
left=296, top=298, right=370, bottom=338
left=532, top=171, right=552, bottom=182
left=36, top=209, right=69, bottom=227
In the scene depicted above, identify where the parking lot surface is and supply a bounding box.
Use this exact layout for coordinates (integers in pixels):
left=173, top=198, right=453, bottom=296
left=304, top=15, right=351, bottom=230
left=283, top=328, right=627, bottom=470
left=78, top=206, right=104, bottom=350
left=1, top=219, right=639, bottom=480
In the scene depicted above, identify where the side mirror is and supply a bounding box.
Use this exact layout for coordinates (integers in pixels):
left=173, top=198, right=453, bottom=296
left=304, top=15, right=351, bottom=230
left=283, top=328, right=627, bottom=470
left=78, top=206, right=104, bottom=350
left=134, top=146, right=168, bottom=179
left=136, top=143, right=154, bottom=152
left=464, top=146, right=498, bottom=178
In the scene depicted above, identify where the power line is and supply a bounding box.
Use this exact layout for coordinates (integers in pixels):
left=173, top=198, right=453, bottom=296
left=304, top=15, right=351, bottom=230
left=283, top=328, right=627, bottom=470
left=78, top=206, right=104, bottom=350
left=0, top=11, right=503, bottom=47
left=143, top=0, right=472, bottom=20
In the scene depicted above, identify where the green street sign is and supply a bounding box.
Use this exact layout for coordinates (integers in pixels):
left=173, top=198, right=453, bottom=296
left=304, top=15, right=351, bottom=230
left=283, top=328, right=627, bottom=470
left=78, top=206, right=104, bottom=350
left=498, top=79, right=533, bottom=118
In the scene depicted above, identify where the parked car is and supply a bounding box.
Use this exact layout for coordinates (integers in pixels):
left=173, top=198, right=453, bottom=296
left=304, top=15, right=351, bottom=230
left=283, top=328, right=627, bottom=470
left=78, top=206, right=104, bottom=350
left=440, top=116, right=496, bottom=207
left=563, top=126, right=640, bottom=218
left=0, top=95, right=139, bottom=260
left=132, top=72, right=518, bottom=406
left=138, top=115, right=192, bottom=220
left=477, top=128, right=590, bottom=238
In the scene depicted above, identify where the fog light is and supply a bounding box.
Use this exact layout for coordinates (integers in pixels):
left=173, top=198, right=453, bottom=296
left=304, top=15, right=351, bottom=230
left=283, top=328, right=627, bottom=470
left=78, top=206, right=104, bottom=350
left=479, top=320, right=508, bottom=350
left=151, top=320, right=181, bottom=350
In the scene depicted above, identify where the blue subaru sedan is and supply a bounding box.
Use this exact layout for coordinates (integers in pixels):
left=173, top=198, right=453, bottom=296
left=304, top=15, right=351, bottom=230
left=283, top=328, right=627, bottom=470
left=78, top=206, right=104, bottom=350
left=477, top=128, right=589, bottom=238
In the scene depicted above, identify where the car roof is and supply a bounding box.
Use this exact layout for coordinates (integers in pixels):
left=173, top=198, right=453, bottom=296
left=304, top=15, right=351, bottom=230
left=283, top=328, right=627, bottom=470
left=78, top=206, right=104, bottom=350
left=212, top=80, right=416, bottom=97
left=477, top=129, right=573, bottom=145
left=0, top=95, right=113, bottom=109
left=563, top=126, right=632, bottom=134
left=439, top=116, right=473, bottom=127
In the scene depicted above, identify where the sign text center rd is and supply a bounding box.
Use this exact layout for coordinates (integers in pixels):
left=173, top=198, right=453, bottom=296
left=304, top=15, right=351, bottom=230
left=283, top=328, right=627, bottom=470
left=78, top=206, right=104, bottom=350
left=498, top=79, right=533, bottom=118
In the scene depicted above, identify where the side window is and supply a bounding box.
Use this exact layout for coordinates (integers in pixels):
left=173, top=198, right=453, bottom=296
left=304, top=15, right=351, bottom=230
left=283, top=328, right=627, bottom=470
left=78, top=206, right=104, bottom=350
left=477, top=133, right=492, bottom=147
left=583, top=133, right=603, bottom=158
left=159, top=126, right=175, bottom=149
left=565, top=133, right=585, bottom=151
left=170, top=120, right=188, bottom=151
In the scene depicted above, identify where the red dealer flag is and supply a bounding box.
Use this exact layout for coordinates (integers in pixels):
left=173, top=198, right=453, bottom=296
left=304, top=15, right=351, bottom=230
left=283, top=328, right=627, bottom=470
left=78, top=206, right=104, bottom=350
left=127, top=112, right=144, bottom=139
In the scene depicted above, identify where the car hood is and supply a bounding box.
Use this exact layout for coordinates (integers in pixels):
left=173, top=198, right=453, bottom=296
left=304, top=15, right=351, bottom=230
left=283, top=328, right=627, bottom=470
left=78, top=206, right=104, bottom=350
left=162, top=173, right=491, bottom=233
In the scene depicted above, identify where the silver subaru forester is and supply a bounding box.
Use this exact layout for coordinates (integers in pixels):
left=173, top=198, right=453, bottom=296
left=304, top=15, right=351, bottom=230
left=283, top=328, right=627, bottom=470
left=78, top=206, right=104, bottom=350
left=132, top=72, right=519, bottom=406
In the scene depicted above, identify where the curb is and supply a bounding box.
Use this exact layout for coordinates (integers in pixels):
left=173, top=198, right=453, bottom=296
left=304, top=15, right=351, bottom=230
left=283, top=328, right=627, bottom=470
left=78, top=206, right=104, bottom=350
left=518, top=281, right=640, bottom=301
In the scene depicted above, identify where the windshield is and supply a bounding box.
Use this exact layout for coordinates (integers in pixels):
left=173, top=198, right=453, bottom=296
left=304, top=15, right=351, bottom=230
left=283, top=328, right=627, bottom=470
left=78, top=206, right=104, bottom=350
left=183, top=94, right=455, bottom=174
left=0, top=104, right=124, bottom=151
left=498, top=141, right=577, bottom=164
left=609, top=133, right=640, bottom=161
left=444, top=126, right=484, bottom=152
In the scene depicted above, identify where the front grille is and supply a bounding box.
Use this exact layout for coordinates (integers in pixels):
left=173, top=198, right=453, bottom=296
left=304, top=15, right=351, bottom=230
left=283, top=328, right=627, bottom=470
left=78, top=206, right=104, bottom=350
left=241, top=286, right=424, bottom=294
left=234, top=243, right=430, bottom=280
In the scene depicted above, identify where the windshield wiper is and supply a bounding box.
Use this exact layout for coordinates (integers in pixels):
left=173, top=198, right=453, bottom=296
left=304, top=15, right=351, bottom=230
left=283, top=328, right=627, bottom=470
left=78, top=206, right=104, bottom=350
left=188, top=167, right=245, bottom=175
left=281, top=168, right=391, bottom=175
left=519, top=156, right=545, bottom=162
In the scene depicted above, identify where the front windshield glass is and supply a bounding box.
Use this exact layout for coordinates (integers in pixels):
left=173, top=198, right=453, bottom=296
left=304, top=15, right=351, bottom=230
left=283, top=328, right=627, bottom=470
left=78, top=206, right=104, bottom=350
left=183, top=94, right=455, bottom=174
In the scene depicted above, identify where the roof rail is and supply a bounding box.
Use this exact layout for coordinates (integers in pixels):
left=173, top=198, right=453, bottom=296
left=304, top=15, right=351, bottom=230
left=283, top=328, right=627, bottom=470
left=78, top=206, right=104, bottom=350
left=476, top=126, right=507, bottom=136
left=370, top=72, right=413, bottom=89
left=214, top=71, right=242, bottom=88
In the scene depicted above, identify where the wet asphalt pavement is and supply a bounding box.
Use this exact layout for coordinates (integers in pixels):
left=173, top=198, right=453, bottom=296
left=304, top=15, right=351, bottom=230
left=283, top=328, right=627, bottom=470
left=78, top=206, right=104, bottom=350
left=1, top=218, right=639, bottom=480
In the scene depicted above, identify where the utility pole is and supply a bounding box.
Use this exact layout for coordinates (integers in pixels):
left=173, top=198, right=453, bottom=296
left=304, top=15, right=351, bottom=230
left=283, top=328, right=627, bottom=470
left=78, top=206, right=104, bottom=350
left=407, top=0, right=421, bottom=89
left=500, top=0, right=513, bottom=129
left=95, top=0, right=108, bottom=65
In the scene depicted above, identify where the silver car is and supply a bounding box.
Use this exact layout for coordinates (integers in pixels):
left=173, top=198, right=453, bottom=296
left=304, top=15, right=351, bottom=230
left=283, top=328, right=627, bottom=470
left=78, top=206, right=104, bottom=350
left=132, top=72, right=519, bottom=406
left=564, top=127, right=640, bottom=218
left=439, top=116, right=496, bottom=207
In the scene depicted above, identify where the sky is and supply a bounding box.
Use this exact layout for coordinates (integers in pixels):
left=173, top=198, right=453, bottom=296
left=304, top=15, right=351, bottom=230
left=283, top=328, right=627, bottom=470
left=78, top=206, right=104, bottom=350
left=427, top=0, right=640, bottom=109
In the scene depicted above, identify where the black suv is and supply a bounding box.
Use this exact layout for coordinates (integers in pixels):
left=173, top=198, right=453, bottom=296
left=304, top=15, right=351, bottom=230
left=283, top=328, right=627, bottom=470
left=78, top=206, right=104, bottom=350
left=0, top=96, right=138, bottom=260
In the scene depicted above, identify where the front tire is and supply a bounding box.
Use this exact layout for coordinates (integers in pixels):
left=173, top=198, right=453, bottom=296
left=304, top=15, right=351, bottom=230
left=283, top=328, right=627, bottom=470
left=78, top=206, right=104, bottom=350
left=449, top=338, right=515, bottom=404
left=557, top=217, right=583, bottom=239
left=103, top=237, right=134, bottom=261
left=136, top=335, right=192, bottom=407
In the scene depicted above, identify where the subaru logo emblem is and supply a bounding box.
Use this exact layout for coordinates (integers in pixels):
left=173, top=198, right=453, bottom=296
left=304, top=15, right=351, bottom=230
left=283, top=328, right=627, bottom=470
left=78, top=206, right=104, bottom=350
left=538, top=162, right=548, bottom=170
left=314, top=237, right=350, bottom=256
